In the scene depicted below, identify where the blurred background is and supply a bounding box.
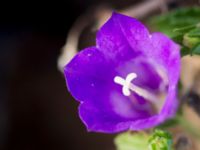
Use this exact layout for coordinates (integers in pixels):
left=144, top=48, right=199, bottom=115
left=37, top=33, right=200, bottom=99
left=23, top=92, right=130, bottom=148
left=0, top=0, right=199, bottom=150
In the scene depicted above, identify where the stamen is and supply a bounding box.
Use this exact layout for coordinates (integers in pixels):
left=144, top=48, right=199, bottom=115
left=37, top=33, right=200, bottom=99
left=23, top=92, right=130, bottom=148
left=114, top=73, right=159, bottom=103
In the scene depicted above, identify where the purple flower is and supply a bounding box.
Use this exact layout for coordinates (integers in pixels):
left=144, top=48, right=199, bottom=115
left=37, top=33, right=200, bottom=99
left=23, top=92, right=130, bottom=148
left=64, top=12, right=180, bottom=133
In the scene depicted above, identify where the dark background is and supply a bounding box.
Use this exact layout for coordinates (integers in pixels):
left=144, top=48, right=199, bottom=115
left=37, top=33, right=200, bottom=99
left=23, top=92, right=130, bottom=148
left=0, top=0, right=135, bottom=150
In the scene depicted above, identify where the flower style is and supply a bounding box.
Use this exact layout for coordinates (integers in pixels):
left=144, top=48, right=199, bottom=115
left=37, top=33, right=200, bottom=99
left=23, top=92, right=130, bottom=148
left=64, top=12, right=180, bottom=133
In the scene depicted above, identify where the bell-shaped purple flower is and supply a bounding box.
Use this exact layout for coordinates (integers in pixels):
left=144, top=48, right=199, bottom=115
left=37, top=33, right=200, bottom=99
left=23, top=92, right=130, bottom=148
left=64, top=12, right=180, bottom=133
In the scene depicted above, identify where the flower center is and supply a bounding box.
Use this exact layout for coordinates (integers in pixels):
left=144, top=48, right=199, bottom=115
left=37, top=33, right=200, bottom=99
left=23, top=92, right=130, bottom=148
left=114, top=73, right=159, bottom=104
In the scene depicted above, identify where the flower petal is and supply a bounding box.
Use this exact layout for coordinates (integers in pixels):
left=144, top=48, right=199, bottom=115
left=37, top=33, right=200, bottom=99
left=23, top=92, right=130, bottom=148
left=79, top=101, right=129, bottom=133
left=115, top=57, right=162, bottom=91
left=149, top=33, right=180, bottom=70
left=110, top=13, right=150, bottom=50
left=65, top=47, right=157, bottom=132
left=128, top=34, right=181, bottom=130
left=96, top=12, right=150, bottom=61
left=64, top=47, right=114, bottom=102
left=79, top=89, right=152, bottom=133
left=79, top=34, right=180, bottom=133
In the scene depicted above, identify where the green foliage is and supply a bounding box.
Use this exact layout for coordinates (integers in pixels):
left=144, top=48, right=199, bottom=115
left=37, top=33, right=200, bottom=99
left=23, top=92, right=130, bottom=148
left=115, top=130, right=174, bottom=150
left=148, top=129, right=173, bottom=150
left=149, top=7, right=200, bottom=38
left=186, top=26, right=200, bottom=37
left=183, top=28, right=200, bottom=48
left=148, top=7, right=200, bottom=57
left=156, top=118, right=179, bottom=129
left=114, top=132, right=149, bottom=150
left=191, top=43, right=200, bottom=55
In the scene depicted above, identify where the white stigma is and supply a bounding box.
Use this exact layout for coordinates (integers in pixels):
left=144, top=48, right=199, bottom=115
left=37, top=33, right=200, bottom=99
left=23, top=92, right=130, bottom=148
left=114, top=73, right=158, bottom=103
left=114, top=73, right=137, bottom=96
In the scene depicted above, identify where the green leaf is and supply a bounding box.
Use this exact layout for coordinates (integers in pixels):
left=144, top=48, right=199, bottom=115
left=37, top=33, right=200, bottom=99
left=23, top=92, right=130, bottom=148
left=156, top=118, right=179, bottom=129
left=187, top=27, right=200, bottom=38
left=148, top=129, right=173, bottom=150
left=148, top=7, right=200, bottom=57
left=191, top=43, right=200, bottom=55
left=173, top=25, right=197, bottom=34
left=181, top=46, right=191, bottom=57
left=148, top=7, right=200, bottom=38
left=114, top=132, right=149, bottom=150
left=183, top=28, right=200, bottom=48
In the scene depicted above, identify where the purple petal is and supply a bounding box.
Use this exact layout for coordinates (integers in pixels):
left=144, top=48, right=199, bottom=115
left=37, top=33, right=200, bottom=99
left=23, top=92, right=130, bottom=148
left=79, top=88, right=152, bottom=133
left=109, top=13, right=150, bottom=51
left=64, top=47, right=114, bottom=102
left=148, top=33, right=180, bottom=69
left=65, top=48, right=154, bottom=132
left=151, top=33, right=180, bottom=116
left=96, top=13, right=149, bottom=62
left=65, top=48, right=157, bottom=132
left=115, top=57, right=162, bottom=91
left=128, top=33, right=181, bottom=130
left=148, top=32, right=180, bottom=115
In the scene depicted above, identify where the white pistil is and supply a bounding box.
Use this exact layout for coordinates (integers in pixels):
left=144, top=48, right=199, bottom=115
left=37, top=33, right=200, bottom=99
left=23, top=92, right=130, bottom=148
left=114, top=73, right=159, bottom=103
